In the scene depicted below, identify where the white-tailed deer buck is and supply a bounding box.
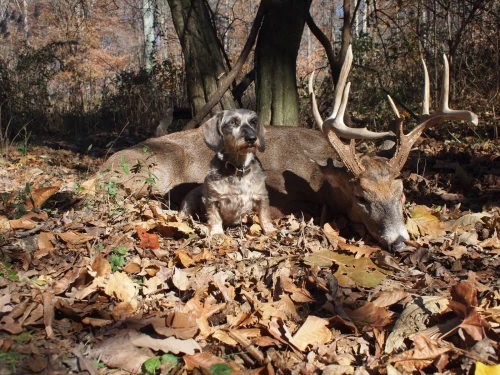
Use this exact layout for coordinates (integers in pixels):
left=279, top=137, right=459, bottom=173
left=100, top=46, right=478, bottom=251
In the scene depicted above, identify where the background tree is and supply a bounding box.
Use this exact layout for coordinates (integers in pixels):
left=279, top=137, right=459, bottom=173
left=166, top=0, right=235, bottom=117
left=254, top=0, right=311, bottom=125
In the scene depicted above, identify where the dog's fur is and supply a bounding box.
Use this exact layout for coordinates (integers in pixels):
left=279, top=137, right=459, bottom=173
left=181, top=109, right=275, bottom=235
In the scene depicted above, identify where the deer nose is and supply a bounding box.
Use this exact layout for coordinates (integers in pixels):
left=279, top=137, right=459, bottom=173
left=245, top=134, right=257, bottom=144
left=390, top=237, right=407, bottom=252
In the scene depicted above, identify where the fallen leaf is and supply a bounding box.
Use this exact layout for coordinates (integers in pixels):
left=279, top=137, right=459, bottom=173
left=91, top=254, right=111, bottom=277
left=34, top=232, right=55, bottom=259
left=348, top=302, right=393, bottom=328
left=93, top=330, right=153, bottom=373
left=137, top=226, right=160, bottom=249
left=475, top=362, right=500, bottom=375
left=172, top=267, right=190, bottom=291
left=58, top=231, right=95, bottom=244
left=26, top=185, right=61, bottom=209
left=130, top=333, right=201, bottom=354
left=406, top=205, right=445, bottom=238
left=292, top=316, right=332, bottom=351
left=183, top=353, right=226, bottom=371
left=104, top=272, right=139, bottom=312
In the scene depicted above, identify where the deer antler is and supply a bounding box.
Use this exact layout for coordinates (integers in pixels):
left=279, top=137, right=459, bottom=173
left=388, top=54, right=479, bottom=172
left=309, top=45, right=393, bottom=140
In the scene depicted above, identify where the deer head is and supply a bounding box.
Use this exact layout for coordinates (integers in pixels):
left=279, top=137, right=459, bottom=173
left=309, top=46, right=478, bottom=250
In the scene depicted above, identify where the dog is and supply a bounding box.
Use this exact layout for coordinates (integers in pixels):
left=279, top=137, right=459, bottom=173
left=181, top=109, right=276, bottom=236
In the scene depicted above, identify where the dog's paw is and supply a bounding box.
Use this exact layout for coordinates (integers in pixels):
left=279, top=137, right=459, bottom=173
left=262, top=222, right=277, bottom=235
left=208, top=223, right=224, bottom=237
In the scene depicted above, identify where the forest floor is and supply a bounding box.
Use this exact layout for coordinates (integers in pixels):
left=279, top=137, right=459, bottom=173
left=0, top=130, right=500, bottom=375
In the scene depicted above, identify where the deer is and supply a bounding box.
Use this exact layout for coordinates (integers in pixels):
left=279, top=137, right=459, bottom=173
left=99, top=45, right=478, bottom=251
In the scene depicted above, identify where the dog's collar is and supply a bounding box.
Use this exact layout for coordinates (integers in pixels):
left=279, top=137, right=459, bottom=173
left=224, top=160, right=252, bottom=177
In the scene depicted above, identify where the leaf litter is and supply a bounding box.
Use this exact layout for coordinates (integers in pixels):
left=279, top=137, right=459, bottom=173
left=0, top=138, right=500, bottom=374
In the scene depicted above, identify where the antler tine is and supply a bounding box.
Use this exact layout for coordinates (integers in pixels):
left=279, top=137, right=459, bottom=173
left=324, top=76, right=364, bottom=176
left=389, top=54, right=479, bottom=172
left=309, top=71, right=324, bottom=131
left=422, top=58, right=430, bottom=116
left=322, top=45, right=393, bottom=140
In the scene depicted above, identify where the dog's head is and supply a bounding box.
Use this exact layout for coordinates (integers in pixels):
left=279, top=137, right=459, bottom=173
left=203, top=109, right=265, bottom=154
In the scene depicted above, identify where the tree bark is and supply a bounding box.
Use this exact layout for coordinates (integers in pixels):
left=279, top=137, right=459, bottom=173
left=255, top=0, right=311, bottom=126
left=167, top=0, right=235, bottom=117
left=143, top=0, right=155, bottom=70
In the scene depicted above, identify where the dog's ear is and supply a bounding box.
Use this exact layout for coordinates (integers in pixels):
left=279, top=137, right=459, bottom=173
left=202, top=112, right=224, bottom=151
left=257, top=119, right=265, bottom=152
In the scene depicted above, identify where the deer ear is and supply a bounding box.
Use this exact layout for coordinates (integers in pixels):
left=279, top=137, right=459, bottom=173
left=202, top=112, right=224, bottom=151
left=257, top=120, right=265, bottom=152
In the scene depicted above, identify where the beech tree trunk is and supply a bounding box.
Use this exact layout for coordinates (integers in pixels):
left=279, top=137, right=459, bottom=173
left=167, top=0, right=235, bottom=117
left=143, top=0, right=155, bottom=70
left=255, top=0, right=311, bottom=126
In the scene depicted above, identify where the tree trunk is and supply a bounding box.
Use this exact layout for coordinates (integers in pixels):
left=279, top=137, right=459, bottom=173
left=167, top=0, right=235, bottom=117
left=255, top=0, right=311, bottom=126
left=143, top=0, right=155, bottom=70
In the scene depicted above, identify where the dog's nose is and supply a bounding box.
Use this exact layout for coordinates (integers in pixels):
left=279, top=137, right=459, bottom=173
left=245, top=134, right=257, bottom=144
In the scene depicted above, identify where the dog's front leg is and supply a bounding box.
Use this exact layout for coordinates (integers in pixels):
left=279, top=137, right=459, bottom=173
left=206, top=201, right=224, bottom=236
left=257, top=199, right=276, bottom=234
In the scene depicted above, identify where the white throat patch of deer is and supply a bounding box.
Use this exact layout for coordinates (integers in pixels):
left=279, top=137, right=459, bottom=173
left=100, top=45, right=478, bottom=250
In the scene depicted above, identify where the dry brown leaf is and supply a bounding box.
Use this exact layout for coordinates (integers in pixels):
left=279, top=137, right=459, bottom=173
left=280, top=276, right=314, bottom=303
left=93, top=330, right=153, bottom=373
left=390, top=334, right=451, bottom=372
left=34, top=232, right=55, bottom=259
left=172, top=267, right=190, bottom=291
left=175, top=249, right=195, bottom=267
left=249, top=223, right=262, bottom=236
left=292, top=316, right=332, bottom=351
left=348, top=302, right=393, bottom=328
left=372, top=290, right=409, bottom=308
left=406, top=205, right=445, bottom=238
left=183, top=352, right=226, bottom=371
left=137, top=226, right=160, bottom=249
left=130, top=332, right=201, bottom=354
left=212, top=330, right=238, bottom=346
left=0, top=316, right=23, bottom=334
left=78, top=178, right=96, bottom=196
left=9, top=218, right=37, bottom=230
left=152, top=312, right=199, bottom=339
left=42, top=289, right=55, bottom=338
left=104, top=272, right=139, bottom=312
left=91, top=254, right=111, bottom=277
left=323, top=222, right=341, bottom=249
left=123, top=260, right=141, bottom=274
left=143, top=275, right=163, bottom=295
left=82, top=317, right=113, bottom=327
left=58, top=231, right=95, bottom=244
left=443, top=245, right=468, bottom=259
left=446, top=212, right=493, bottom=230
left=479, top=236, right=500, bottom=249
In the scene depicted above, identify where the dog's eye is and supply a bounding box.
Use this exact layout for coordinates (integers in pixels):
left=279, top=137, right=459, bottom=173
left=249, top=118, right=258, bottom=126
left=230, top=118, right=238, bottom=126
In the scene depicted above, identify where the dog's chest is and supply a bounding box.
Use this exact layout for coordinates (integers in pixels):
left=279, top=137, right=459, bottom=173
left=210, top=174, right=265, bottom=224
